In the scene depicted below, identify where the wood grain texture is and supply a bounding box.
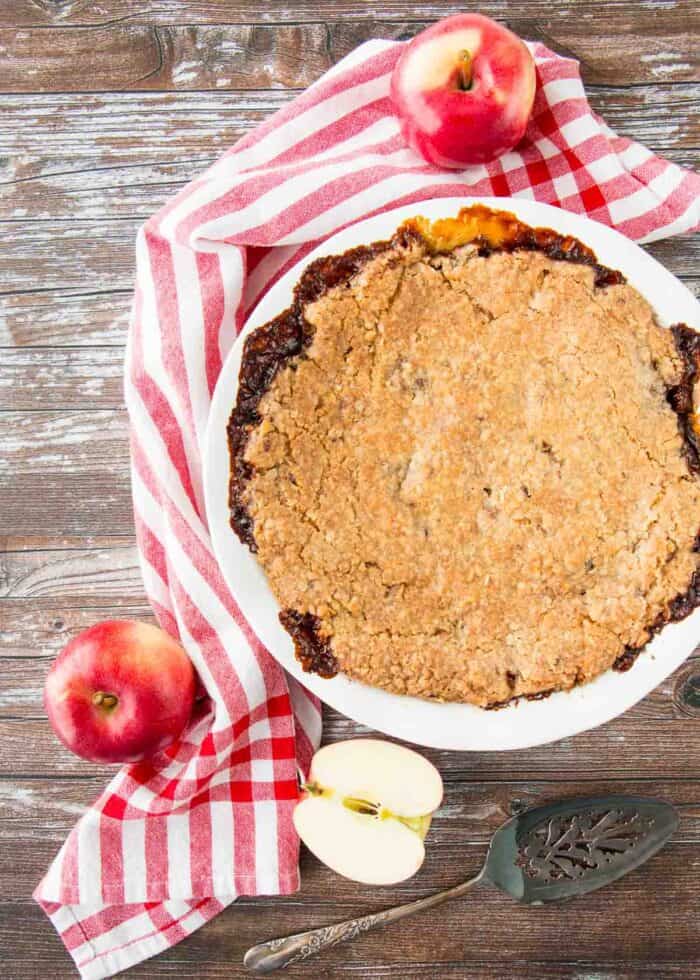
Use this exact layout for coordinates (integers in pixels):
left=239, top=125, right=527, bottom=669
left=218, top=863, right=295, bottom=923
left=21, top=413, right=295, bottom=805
left=0, top=410, right=134, bottom=540
left=0, top=290, right=132, bottom=349
left=2, top=81, right=696, bottom=363
left=0, top=544, right=142, bottom=598
left=2, top=846, right=700, bottom=973
left=2, top=0, right=699, bottom=977
left=4, top=774, right=700, bottom=842
left=5, top=217, right=694, bottom=294
left=1, top=602, right=154, bottom=660
left=4, top=0, right=698, bottom=29
left=0, top=349, right=125, bottom=410
left=0, top=19, right=698, bottom=93
left=1, top=896, right=698, bottom=980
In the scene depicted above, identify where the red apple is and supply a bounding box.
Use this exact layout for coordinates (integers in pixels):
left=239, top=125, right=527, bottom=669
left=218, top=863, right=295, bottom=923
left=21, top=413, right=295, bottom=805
left=390, top=14, right=536, bottom=168
left=44, top=620, right=196, bottom=764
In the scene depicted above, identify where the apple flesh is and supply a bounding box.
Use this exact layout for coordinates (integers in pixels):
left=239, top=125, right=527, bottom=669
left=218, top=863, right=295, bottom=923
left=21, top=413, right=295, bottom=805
left=293, top=739, right=443, bottom=885
left=391, top=13, right=536, bottom=168
left=44, top=620, right=196, bottom=764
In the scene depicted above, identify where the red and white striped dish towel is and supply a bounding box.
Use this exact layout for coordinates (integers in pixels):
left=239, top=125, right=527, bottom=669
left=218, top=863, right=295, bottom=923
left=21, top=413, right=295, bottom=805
left=35, top=38, right=699, bottom=980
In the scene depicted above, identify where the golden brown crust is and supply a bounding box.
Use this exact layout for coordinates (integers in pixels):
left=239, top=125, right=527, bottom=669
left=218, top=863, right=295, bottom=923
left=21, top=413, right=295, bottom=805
left=228, top=206, right=700, bottom=707
left=227, top=240, right=403, bottom=550
left=228, top=206, right=623, bottom=549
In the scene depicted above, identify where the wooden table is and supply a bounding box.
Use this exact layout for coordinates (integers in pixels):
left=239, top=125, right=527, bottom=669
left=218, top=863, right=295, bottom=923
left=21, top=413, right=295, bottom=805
left=1, top=1, right=699, bottom=976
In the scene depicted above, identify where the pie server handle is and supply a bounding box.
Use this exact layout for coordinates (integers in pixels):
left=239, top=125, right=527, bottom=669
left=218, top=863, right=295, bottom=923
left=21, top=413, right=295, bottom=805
left=243, top=873, right=483, bottom=973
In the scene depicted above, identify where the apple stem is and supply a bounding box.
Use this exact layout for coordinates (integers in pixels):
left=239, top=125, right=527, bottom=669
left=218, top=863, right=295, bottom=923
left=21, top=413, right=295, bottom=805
left=457, top=49, right=473, bottom=91
left=92, top=691, right=118, bottom=710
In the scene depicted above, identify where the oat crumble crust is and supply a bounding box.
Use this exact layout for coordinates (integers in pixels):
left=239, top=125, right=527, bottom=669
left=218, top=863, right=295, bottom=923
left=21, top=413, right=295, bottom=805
left=228, top=207, right=700, bottom=707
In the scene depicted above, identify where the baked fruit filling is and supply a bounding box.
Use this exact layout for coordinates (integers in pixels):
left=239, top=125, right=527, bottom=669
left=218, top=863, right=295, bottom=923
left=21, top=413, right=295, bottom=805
left=228, top=206, right=700, bottom=707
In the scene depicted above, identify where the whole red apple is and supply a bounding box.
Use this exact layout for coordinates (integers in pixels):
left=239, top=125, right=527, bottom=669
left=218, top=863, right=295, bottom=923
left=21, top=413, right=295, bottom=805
left=391, top=14, right=536, bottom=168
left=44, top=620, right=196, bottom=764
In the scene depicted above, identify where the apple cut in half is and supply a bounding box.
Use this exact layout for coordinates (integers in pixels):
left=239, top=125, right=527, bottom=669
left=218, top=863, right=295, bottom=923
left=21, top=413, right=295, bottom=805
left=294, top=739, right=443, bottom=885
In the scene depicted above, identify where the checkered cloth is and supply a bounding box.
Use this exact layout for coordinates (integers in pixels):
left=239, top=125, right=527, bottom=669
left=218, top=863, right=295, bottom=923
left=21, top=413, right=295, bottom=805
left=35, top=38, right=699, bottom=979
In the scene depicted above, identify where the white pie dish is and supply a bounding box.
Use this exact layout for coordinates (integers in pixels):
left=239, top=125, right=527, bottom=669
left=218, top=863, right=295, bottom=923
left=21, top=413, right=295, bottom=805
left=204, top=196, right=700, bottom=751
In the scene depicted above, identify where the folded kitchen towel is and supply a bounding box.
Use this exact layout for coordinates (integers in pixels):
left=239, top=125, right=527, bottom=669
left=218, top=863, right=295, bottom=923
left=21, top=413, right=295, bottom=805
left=35, top=37, right=699, bottom=980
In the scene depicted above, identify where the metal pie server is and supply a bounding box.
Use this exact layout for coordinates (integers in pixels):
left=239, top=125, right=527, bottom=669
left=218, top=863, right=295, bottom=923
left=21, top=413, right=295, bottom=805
left=244, top=795, right=678, bottom=973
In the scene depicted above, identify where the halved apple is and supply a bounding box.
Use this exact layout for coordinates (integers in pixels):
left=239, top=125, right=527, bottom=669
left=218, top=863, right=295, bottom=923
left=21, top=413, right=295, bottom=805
left=293, top=739, right=443, bottom=885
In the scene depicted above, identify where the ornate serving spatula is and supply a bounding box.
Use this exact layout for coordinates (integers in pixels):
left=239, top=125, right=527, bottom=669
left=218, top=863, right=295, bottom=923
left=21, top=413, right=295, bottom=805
left=244, top=795, right=678, bottom=973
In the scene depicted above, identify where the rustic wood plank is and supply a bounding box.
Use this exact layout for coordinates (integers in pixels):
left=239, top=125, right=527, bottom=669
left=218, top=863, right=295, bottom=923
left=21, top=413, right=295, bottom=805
left=2, top=272, right=699, bottom=351
left=0, top=533, right=136, bottom=552
left=2, top=87, right=697, bottom=225
left=2, top=161, right=194, bottom=222
left=0, top=290, right=132, bottom=349
left=0, top=23, right=328, bottom=93
left=0, top=221, right=142, bottom=292
left=0, top=410, right=130, bottom=476
left=0, top=20, right=697, bottom=93
left=0, top=545, right=149, bottom=654
left=1, top=895, right=697, bottom=980
left=1, top=91, right=283, bottom=177
left=0, top=909, right=695, bottom=980
left=163, top=840, right=700, bottom=966
left=592, top=84, right=699, bottom=150
left=4, top=0, right=697, bottom=30
left=323, top=694, right=700, bottom=779
left=0, top=410, right=133, bottom=541
left=2, top=844, right=699, bottom=972
left=0, top=544, right=141, bottom=598
left=2, top=628, right=698, bottom=714
left=0, top=601, right=154, bottom=659
left=0, top=348, right=125, bottom=410
left=2, top=898, right=699, bottom=980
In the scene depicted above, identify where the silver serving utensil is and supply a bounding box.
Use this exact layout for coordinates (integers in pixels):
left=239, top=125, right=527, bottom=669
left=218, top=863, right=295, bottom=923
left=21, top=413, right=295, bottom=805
left=244, top=795, right=678, bottom=973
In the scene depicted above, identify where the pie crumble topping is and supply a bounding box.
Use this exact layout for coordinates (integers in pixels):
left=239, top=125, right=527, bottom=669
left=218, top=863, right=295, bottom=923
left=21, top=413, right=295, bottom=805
left=228, top=206, right=700, bottom=707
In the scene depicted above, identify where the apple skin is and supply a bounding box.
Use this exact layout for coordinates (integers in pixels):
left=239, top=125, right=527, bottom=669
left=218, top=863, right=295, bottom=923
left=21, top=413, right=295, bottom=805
left=44, top=620, right=196, bottom=764
left=390, top=14, right=536, bottom=168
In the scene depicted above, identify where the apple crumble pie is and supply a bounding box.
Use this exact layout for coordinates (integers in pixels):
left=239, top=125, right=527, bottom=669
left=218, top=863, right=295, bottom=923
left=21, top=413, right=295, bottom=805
left=228, top=206, right=700, bottom=707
